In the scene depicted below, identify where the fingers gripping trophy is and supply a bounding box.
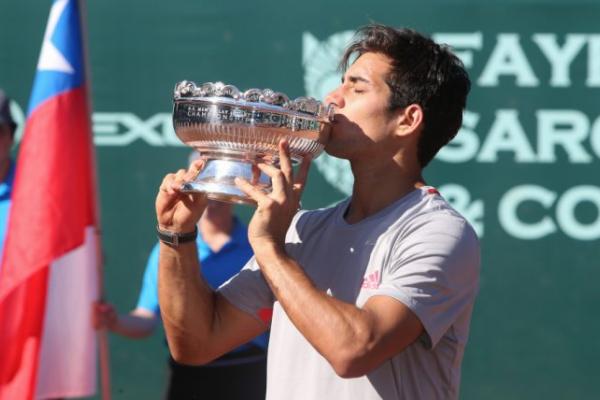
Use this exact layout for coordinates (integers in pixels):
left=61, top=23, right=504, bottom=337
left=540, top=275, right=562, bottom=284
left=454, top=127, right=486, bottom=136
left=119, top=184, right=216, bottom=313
left=171, top=81, right=333, bottom=205
left=157, top=80, right=332, bottom=249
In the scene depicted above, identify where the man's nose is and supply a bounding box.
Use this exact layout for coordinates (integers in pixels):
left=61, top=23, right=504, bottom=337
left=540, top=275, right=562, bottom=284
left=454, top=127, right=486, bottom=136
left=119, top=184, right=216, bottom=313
left=324, top=87, right=344, bottom=109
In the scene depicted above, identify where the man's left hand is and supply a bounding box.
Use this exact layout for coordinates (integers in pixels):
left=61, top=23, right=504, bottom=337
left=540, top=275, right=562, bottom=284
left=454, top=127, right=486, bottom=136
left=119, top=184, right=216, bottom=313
left=235, top=140, right=311, bottom=255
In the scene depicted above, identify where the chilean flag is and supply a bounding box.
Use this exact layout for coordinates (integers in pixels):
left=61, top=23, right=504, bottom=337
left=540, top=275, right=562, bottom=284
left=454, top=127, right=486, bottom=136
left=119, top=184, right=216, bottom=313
left=0, top=0, right=100, bottom=398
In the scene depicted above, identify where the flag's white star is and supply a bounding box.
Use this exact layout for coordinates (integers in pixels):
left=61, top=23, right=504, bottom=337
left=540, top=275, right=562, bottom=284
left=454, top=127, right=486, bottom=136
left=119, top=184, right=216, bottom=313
left=37, top=0, right=74, bottom=74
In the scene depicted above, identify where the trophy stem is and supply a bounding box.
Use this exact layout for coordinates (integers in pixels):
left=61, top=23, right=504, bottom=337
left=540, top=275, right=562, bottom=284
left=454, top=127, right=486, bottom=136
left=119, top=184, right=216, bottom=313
left=181, top=157, right=271, bottom=205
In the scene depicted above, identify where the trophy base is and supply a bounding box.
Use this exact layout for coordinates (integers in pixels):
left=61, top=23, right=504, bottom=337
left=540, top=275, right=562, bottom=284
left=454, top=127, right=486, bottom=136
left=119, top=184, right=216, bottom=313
left=180, top=158, right=271, bottom=205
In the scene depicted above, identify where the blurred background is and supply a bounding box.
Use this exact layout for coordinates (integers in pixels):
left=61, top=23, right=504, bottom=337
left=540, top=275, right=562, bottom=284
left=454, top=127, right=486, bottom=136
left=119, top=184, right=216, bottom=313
left=1, top=0, right=599, bottom=398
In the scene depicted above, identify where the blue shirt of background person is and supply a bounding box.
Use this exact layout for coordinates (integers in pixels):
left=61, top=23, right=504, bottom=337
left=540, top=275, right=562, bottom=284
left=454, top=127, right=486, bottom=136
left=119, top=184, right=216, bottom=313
left=0, top=160, right=15, bottom=267
left=136, top=216, right=268, bottom=350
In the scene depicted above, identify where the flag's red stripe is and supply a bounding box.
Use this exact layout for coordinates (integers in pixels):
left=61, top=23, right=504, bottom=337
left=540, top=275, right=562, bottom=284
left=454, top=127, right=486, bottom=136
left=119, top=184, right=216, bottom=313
left=0, top=268, right=49, bottom=400
left=0, top=87, right=95, bottom=301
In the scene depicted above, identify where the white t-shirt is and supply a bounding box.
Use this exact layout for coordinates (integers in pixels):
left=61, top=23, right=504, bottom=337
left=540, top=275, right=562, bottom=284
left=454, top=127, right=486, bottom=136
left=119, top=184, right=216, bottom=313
left=219, top=186, right=480, bottom=400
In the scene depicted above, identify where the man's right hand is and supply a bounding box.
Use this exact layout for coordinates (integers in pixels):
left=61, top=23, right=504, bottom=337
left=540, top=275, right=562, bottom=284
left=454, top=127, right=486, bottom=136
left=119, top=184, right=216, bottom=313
left=156, top=159, right=208, bottom=233
left=93, top=301, right=118, bottom=330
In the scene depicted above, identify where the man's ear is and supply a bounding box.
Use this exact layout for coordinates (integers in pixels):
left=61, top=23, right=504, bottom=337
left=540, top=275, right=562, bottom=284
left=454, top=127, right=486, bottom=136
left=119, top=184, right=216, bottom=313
left=395, top=104, right=424, bottom=138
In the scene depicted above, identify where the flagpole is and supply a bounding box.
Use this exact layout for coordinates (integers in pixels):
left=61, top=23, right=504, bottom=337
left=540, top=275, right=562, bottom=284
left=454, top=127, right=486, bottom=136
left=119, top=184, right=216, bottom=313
left=78, top=1, right=112, bottom=399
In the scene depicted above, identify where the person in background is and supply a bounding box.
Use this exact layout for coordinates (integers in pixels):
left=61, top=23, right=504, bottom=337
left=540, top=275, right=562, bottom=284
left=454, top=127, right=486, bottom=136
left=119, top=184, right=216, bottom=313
left=94, top=156, right=268, bottom=399
left=0, top=90, right=17, bottom=265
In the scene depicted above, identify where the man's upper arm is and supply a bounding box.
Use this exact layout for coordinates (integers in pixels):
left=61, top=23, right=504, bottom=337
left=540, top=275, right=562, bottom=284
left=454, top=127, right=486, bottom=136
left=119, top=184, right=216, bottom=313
left=207, top=256, right=274, bottom=360
left=218, top=256, right=275, bottom=322
left=356, top=295, right=424, bottom=373
left=204, top=292, right=268, bottom=359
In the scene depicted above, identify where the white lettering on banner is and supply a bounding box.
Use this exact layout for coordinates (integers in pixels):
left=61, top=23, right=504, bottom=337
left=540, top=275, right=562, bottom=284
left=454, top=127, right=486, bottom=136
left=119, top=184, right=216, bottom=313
left=320, top=34, right=589, bottom=101
left=477, top=110, right=537, bottom=162
left=303, top=31, right=600, bottom=91
left=587, top=35, right=600, bottom=87
left=436, top=109, right=600, bottom=164
left=499, top=185, right=600, bottom=240
left=6, top=102, right=181, bottom=147
left=92, top=113, right=183, bottom=147
left=499, top=185, right=557, bottom=239
left=81, top=108, right=600, bottom=163
left=556, top=186, right=600, bottom=240
left=536, top=110, right=591, bottom=163
left=533, top=34, right=587, bottom=87
left=478, top=34, right=540, bottom=87
left=432, top=33, right=600, bottom=87
left=590, top=116, right=600, bottom=157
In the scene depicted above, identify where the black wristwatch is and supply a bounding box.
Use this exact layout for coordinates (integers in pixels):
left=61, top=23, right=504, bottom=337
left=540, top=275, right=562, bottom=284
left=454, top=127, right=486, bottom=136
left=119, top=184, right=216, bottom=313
left=156, top=225, right=198, bottom=247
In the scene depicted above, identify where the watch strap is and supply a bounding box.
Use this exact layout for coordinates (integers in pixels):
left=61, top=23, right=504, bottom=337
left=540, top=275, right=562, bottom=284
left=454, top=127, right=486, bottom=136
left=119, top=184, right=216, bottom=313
left=156, top=225, right=198, bottom=247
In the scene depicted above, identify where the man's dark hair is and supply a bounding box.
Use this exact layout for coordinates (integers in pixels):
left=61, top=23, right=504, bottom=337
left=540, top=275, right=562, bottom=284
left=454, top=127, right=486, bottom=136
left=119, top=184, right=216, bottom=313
left=340, top=24, right=471, bottom=167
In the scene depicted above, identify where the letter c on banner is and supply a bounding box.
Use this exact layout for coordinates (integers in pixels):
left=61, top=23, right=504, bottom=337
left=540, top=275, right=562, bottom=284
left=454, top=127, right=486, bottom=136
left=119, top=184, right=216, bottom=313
left=498, top=185, right=557, bottom=239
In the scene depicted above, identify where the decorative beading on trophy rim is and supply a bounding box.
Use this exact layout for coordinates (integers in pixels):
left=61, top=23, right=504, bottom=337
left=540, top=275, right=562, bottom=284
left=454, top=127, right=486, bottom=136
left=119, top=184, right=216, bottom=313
left=173, top=80, right=330, bottom=119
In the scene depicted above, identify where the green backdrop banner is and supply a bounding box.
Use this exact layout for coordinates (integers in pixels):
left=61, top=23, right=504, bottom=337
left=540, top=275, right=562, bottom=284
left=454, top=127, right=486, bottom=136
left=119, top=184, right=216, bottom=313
left=1, top=1, right=599, bottom=398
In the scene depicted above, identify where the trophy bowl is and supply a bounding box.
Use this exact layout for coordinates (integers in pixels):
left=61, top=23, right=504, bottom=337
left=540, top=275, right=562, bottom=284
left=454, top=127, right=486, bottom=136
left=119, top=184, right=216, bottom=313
left=172, top=81, right=333, bottom=204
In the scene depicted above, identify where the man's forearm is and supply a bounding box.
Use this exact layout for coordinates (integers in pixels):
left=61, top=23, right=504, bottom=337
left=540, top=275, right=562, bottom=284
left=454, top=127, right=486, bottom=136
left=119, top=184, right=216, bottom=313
left=158, top=242, right=217, bottom=364
left=255, top=243, right=377, bottom=376
left=111, top=313, right=158, bottom=339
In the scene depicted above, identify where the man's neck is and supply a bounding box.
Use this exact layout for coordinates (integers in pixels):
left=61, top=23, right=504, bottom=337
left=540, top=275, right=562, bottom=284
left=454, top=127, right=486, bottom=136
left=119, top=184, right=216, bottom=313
left=345, top=156, right=424, bottom=224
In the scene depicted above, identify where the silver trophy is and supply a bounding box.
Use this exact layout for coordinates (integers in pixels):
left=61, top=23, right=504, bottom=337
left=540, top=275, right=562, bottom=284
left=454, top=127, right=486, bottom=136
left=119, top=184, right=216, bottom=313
left=172, top=81, right=333, bottom=204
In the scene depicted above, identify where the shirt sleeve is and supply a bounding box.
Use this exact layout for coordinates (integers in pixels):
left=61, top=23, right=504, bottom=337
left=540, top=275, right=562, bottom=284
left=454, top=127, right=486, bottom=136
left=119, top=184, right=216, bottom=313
left=366, top=213, right=480, bottom=349
left=217, top=256, right=275, bottom=325
left=135, top=243, right=161, bottom=314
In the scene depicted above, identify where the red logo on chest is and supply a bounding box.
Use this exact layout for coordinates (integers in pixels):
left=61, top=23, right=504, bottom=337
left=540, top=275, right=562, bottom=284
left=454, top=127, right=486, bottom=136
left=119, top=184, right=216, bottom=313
left=361, top=270, right=381, bottom=289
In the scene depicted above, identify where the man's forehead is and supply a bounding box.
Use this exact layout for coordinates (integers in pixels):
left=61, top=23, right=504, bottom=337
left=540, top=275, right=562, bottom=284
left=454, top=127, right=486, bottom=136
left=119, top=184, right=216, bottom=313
left=346, top=52, right=392, bottom=81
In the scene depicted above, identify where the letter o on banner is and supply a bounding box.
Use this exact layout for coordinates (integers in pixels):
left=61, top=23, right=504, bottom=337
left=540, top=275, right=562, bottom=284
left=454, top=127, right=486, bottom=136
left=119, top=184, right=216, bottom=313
left=556, top=185, right=600, bottom=240
left=498, top=185, right=557, bottom=240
